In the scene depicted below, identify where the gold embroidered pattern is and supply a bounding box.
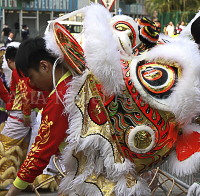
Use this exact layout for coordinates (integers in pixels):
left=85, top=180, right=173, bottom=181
left=12, top=79, right=28, bottom=111
left=19, top=115, right=53, bottom=179
left=76, top=74, right=124, bottom=164
left=0, top=49, right=6, bottom=67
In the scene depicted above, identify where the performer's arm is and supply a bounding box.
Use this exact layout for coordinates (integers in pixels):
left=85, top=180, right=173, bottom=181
left=13, top=94, right=68, bottom=189
left=0, top=79, right=10, bottom=103
left=0, top=70, right=16, bottom=103
left=9, top=70, right=16, bottom=94
left=5, top=184, right=21, bottom=196
left=20, top=79, right=32, bottom=126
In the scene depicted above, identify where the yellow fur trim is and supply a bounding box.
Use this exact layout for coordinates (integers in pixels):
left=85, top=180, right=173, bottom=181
left=0, top=134, right=29, bottom=189
left=0, top=134, right=25, bottom=149
left=49, top=180, right=58, bottom=192
left=0, top=166, right=16, bottom=180
left=0, top=123, right=5, bottom=134
left=0, top=143, right=23, bottom=158
left=33, top=174, right=58, bottom=192
left=0, top=190, right=8, bottom=196
left=0, top=179, right=14, bottom=189
left=0, top=156, right=21, bottom=167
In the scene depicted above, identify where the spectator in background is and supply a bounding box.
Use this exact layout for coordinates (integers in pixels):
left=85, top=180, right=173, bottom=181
left=166, top=21, right=174, bottom=37
left=14, top=19, right=19, bottom=40
left=175, top=23, right=182, bottom=34
left=154, top=20, right=161, bottom=33
left=163, top=23, right=168, bottom=35
left=134, top=18, right=138, bottom=23
left=5, top=32, right=14, bottom=47
left=179, top=21, right=186, bottom=31
left=21, top=24, right=29, bottom=41
left=172, top=29, right=178, bottom=38
left=1, top=23, right=11, bottom=46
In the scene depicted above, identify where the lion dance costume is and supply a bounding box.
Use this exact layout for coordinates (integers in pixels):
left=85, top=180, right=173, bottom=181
left=9, top=4, right=200, bottom=196
left=58, top=4, right=200, bottom=196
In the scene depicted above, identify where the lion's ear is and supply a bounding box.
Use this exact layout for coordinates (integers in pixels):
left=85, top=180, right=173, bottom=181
left=53, top=22, right=86, bottom=75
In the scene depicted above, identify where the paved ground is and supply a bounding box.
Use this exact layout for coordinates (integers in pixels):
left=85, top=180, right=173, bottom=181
left=18, top=188, right=188, bottom=196
left=19, top=190, right=57, bottom=196
left=18, top=177, right=188, bottom=196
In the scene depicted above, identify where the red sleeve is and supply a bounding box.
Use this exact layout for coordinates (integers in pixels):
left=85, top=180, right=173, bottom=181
left=0, top=71, right=17, bottom=109
left=21, top=95, right=31, bottom=116
left=17, top=89, right=68, bottom=183
left=18, top=78, right=32, bottom=116
left=10, top=70, right=17, bottom=93
left=0, top=79, right=10, bottom=103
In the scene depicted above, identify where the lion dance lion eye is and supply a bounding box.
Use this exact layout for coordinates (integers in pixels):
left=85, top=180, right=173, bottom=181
left=113, top=21, right=137, bottom=49
left=115, top=23, right=130, bottom=31
left=136, top=59, right=182, bottom=99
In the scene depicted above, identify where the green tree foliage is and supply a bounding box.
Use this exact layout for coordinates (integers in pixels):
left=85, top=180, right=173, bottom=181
left=146, top=0, right=200, bottom=18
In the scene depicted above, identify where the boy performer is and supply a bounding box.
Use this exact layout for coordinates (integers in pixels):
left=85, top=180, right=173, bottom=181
left=0, top=46, right=38, bottom=195
left=5, top=13, right=88, bottom=193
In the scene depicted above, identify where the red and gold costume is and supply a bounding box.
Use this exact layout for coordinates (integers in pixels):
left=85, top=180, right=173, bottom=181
left=0, top=69, right=39, bottom=117
left=0, top=69, right=39, bottom=192
left=13, top=71, right=72, bottom=188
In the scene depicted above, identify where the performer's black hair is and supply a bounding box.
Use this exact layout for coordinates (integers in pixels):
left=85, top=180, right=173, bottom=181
left=191, top=16, right=200, bottom=45
left=5, top=46, right=17, bottom=62
left=15, top=37, right=56, bottom=77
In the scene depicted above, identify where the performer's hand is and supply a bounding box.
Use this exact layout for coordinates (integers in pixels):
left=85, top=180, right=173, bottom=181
left=5, top=184, right=22, bottom=196
left=23, top=116, right=31, bottom=127
left=187, top=182, right=200, bottom=196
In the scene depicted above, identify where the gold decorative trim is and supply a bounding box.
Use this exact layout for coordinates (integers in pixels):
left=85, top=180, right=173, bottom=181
left=0, top=134, right=28, bottom=189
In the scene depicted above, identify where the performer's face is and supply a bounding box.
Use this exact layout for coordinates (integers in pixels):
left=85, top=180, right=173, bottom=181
left=27, top=60, right=53, bottom=91
left=7, top=59, right=16, bottom=71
